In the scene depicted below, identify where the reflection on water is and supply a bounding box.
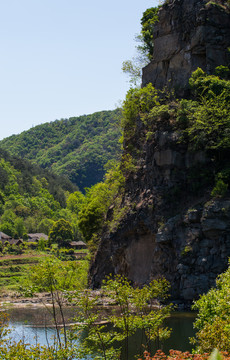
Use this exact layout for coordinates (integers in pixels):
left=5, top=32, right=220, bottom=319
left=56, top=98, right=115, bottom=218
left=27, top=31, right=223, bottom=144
left=5, top=306, right=196, bottom=356
left=6, top=306, right=77, bottom=347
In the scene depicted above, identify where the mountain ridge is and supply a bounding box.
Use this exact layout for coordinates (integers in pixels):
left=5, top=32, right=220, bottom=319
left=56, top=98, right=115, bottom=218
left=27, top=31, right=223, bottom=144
left=0, top=109, right=122, bottom=191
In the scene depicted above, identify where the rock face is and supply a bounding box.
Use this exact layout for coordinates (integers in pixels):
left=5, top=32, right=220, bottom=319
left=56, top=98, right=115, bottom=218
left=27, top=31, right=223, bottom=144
left=90, top=101, right=230, bottom=302
left=89, top=110, right=230, bottom=303
left=142, top=0, right=230, bottom=95
left=89, top=114, right=230, bottom=303
left=89, top=0, right=230, bottom=304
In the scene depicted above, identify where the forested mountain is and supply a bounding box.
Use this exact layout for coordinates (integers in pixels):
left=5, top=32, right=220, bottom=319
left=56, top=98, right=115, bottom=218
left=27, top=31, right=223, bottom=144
left=0, top=148, right=77, bottom=237
left=0, top=109, right=122, bottom=191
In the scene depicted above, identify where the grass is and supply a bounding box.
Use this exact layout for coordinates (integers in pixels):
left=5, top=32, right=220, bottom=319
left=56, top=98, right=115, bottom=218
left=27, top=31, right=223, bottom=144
left=0, top=253, right=48, bottom=291
left=0, top=249, right=90, bottom=292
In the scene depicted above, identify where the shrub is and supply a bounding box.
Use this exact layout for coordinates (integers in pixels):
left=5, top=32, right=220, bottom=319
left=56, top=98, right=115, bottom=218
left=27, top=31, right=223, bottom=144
left=27, top=241, right=38, bottom=250
left=211, top=178, right=228, bottom=197
left=191, top=261, right=230, bottom=352
left=122, top=83, right=159, bottom=131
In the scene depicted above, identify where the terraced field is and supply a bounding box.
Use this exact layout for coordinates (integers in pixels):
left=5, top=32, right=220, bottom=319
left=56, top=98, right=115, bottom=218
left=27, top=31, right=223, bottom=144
left=0, top=254, right=46, bottom=290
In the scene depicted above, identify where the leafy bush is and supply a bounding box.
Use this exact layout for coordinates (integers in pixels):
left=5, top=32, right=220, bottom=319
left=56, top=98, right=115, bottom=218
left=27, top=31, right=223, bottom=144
left=72, top=275, right=172, bottom=360
left=189, top=67, right=230, bottom=98
left=27, top=242, right=38, bottom=250
left=191, top=261, right=230, bottom=352
left=211, top=178, right=228, bottom=197
left=122, top=83, right=159, bottom=131
left=78, top=161, right=126, bottom=243
left=176, top=99, right=198, bottom=129
left=23, top=256, right=88, bottom=294
left=138, top=349, right=230, bottom=360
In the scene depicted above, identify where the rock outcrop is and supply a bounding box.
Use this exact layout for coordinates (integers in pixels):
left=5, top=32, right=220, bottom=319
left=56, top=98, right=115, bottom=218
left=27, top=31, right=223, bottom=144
left=142, top=0, right=230, bottom=96
left=89, top=0, right=230, bottom=304
left=89, top=120, right=230, bottom=303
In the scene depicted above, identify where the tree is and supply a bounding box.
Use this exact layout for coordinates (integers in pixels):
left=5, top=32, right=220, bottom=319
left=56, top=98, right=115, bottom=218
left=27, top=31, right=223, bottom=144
left=37, top=218, right=54, bottom=234
left=14, top=217, right=26, bottom=238
left=66, top=190, right=85, bottom=214
left=185, top=69, right=230, bottom=160
left=139, top=7, right=159, bottom=60
left=70, top=275, right=172, bottom=360
left=191, top=261, right=230, bottom=352
left=122, top=7, right=159, bottom=85
left=14, top=257, right=88, bottom=357
left=49, top=219, right=73, bottom=248
left=77, top=161, right=126, bottom=243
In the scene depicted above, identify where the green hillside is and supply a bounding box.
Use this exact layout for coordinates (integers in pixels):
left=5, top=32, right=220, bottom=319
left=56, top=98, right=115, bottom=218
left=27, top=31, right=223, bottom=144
left=0, top=148, right=77, bottom=237
left=0, top=109, right=122, bottom=191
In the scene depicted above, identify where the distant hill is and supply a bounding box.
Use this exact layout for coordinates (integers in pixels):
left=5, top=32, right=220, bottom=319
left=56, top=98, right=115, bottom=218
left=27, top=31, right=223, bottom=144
left=0, top=109, right=122, bottom=191
left=0, top=148, right=77, bottom=236
left=0, top=148, right=76, bottom=206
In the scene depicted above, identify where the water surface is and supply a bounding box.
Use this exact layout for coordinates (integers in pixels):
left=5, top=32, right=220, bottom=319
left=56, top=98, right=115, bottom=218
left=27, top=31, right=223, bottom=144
left=6, top=306, right=196, bottom=356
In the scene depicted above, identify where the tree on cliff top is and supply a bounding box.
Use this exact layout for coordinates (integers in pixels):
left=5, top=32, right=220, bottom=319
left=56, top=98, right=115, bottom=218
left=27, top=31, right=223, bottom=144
left=122, top=6, right=159, bottom=86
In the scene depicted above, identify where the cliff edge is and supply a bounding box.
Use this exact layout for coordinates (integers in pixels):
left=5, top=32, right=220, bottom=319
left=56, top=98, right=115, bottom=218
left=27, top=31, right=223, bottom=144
left=89, top=0, right=230, bottom=304
left=142, top=0, right=230, bottom=96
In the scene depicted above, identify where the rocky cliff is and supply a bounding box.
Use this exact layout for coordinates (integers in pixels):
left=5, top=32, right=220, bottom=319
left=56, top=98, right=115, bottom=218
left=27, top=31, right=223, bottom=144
left=89, top=0, right=230, bottom=304
left=89, top=114, right=230, bottom=303
left=142, top=0, right=230, bottom=96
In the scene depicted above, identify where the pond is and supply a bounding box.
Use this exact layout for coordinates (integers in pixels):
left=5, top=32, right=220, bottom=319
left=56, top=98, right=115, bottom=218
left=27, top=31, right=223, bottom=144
left=5, top=306, right=196, bottom=357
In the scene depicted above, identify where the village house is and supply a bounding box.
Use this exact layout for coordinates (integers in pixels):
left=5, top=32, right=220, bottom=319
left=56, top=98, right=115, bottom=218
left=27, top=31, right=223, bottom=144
left=69, top=240, right=87, bottom=250
left=27, top=233, right=48, bottom=242
left=0, top=232, right=23, bottom=246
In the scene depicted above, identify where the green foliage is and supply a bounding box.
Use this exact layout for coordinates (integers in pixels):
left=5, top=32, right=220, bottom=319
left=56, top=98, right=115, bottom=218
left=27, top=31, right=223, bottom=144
left=71, top=275, right=172, bottom=360
left=140, top=7, right=159, bottom=60
left=191, top=261, right=230, bottom=352
left=14, top=217, right=26, bottom=238
left=49, top=219, right=73, bottom=247
left=215, top=65, right=230, bottom=80
left=189, top=67, right=230, bottom=99
left=25, top=256, right=88, bottom=293
left=37, top=218, right=54, bottom=234
left=0, top=255, right=43, bottom=290
left=122, top=83, right=159, bottom=131
left=209, top=349, right=224, bottom=360
left=0, top=110, right=122, bottom=191
left=102, top=275, right=172, bottom=358
left=181, top=245, right=193, bottom=257
left=72, top=289, right=120, bottom=360
left=211, top=178, right=228, bottom=197
left=188, top=83, right=230, bottom=151
left=0, top=342, right=77, bottom=360
left=37, top=237, right=48, bottom=251
left=175, top=68, right=230, bottom=196
left=0, top=149, right=78, bottom=237
left=122, top=6, right=159, bottom=85
left=66, top=190, right=85, bottom=214
left=0, top=274, right=170, bottom=360
left=78, top=161, right=126, bottom=242
left=122, top=60, right=144, bottom=87
left=176, top=99, right=199, bottom=129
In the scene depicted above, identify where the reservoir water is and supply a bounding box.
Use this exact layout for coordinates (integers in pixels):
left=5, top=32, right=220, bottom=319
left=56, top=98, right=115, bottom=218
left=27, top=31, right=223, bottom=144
left=5, top=306, right=196, bottom=357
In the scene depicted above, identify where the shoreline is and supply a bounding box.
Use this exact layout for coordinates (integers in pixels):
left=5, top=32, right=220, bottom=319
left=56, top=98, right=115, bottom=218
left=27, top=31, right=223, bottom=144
left=0, top=288, right=193, bottom=312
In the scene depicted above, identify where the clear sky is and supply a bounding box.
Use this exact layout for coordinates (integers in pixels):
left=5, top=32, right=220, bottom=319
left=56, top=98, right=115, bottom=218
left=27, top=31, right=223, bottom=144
left=0, top=0, right=159, bottom=141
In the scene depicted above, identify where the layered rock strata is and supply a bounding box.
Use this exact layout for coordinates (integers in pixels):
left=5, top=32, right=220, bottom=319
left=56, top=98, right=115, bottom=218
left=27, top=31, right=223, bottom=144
left=142, top=0, right=230, bottom=95
left=89, top=0, right=230, bottom=303
left=89, top=121, right=230, bottom=302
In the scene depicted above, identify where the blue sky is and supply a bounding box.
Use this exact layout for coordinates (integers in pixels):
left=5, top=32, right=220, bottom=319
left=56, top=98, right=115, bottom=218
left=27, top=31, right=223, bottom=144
left=0, top=0, right=159, bottom=140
